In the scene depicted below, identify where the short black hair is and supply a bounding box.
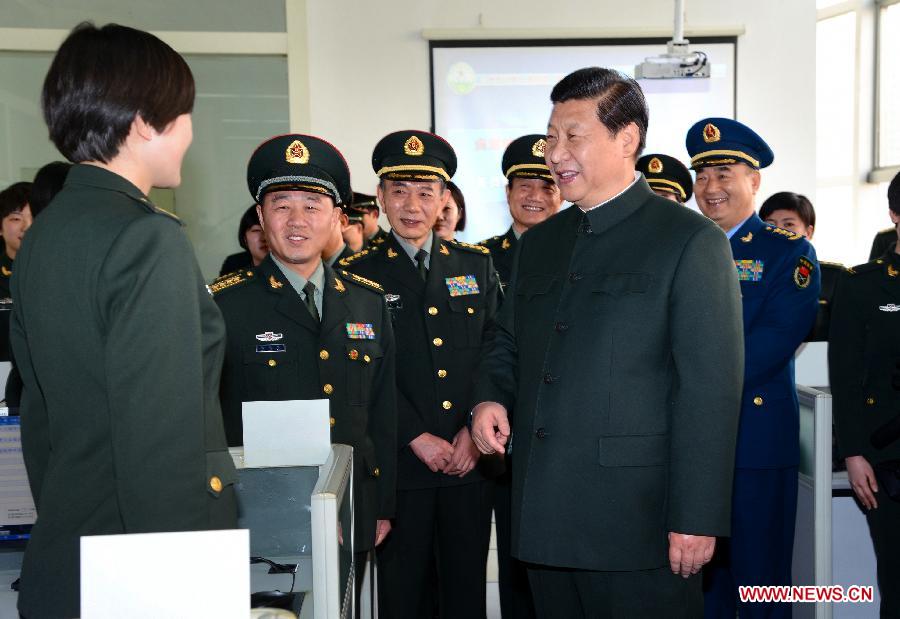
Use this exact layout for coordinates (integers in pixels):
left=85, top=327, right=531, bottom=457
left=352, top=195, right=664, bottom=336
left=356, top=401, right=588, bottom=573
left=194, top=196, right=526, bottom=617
left=29, top=161, right=72, bottom=217
left=550, top=67, right=649, bottom=157
left=888, top=170, right=900, bottom=215
left=759, top=192, right=816, bottom=228
left=237, top=204, right=262, bottom=251
left=447, top=181, right=466, bottom=232
left=42, top=22, right=195, bottom=163
left=0, top=182, right=32, bottom=219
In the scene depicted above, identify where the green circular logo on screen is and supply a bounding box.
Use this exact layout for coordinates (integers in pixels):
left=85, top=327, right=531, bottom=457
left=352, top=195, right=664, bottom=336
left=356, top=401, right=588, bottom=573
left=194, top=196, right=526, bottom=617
left=447, top=62, right=477, bottom=95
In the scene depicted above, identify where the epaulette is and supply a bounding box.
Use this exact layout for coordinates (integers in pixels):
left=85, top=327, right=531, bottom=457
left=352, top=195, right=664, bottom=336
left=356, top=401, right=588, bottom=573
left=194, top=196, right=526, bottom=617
left=819, top=260, right=848, bottom=271
left=131, top=194, right=181, bottom=224
left=849, top=259, right=884, bottom=276
left=209, top=269, right=255, bottom=295
left=339, top=270, right=384, bottom=293
left=448, top=239, right=490, bottom=255
left=478, top=235, right=502, bottom=246
left=763, top=225, right=803, bottom=241
left=338, top=247, right=377, bottom=268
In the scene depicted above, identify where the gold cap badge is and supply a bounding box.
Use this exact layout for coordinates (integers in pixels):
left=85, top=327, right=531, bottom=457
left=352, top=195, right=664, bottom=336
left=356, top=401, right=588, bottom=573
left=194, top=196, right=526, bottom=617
left=703, top=123, right=721, bottom=143
left=285, top=140, right=310, bottom=164
left=531, top=138, right=546, bottom=158
left=404, top=135, right=425, bottom=156
left=648, top=157, right=663, bottom=174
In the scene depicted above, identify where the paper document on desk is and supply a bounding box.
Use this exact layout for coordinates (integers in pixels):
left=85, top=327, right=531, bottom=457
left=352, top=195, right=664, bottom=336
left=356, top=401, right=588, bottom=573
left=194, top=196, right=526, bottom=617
left=81, top=529, right=249, bottom=618
left=242, top=399, right=331, bottom=467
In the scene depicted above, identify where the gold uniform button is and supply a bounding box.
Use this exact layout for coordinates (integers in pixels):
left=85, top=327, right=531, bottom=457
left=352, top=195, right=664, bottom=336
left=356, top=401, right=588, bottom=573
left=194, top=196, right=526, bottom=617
left=363, top=354, right=371, bottom=363
left=428, top=306, right=439, bottom=315
left=323, top=384, right=334, bottom=395
left=319, top=349, right=329, bottom=360
left=467, top=307, right=474, bottom=315
left=246, top=271, right=254, bottom=277
left=330, top=417, right=336, bottom=427
left=753, top=396, right=763, bottom=406
left=866, top=397, right=875, bottom=405
left=209, top=476, right=223, bottom=493
left=433, top=337, right=443, bottom=347
left=373, top=467, right=380, bottom=477
left=437, top=369, right=447, bottom=378
left=442, top=400, right=452, bottom=410
left=267, top=359, right=277, bottom=367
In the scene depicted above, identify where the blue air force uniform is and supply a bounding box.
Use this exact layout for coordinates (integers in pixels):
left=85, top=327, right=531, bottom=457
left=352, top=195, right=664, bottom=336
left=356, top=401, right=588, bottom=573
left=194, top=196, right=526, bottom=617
left=688, top=118, right=821, bottom=619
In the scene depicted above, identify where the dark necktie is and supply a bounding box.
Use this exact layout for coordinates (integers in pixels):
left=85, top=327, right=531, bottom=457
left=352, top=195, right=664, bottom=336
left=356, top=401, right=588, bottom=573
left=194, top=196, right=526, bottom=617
left=302, top=281, right=320, bottom=322
left=415, top=249, right=428, bottom=281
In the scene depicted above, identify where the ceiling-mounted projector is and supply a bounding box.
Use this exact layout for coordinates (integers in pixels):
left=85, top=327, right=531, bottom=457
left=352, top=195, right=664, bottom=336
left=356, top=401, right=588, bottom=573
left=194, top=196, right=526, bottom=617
left=635, top=0, right=709, bottom=79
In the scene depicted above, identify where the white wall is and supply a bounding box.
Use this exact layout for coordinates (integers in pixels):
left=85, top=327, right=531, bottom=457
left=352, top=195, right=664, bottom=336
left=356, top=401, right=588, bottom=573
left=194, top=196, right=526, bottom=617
left=302, top=0, right=816, bottom=214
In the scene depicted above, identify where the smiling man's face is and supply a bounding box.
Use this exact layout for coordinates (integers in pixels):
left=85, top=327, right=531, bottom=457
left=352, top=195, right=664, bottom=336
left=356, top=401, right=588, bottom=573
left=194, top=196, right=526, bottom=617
left=378, top=179, right=448, bottom=248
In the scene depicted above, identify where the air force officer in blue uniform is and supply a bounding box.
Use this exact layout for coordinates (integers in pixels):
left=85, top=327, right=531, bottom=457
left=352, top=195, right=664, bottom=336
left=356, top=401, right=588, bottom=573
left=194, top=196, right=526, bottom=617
left=688, top=119, right=820, bottom=618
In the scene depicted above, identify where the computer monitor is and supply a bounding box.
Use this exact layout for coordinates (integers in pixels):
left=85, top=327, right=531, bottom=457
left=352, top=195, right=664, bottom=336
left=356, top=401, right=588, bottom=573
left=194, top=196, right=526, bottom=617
left=0, top=413, right=35, bottom=547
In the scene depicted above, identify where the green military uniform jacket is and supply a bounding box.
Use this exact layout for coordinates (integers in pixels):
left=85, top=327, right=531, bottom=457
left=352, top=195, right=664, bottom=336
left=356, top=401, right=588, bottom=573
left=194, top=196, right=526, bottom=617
left=829, top=251, right=900, bottom=462
left=474, top=178, right=744, bottom=571
left=808, top=261, right=847, bottom=342
left=343, top=232, right=500, bottom=489
left=869, top=227, right=897, bottom=261
left=214, top=256, right=397, bottom=551
left=0, top=252, right=13, bottom=362
left=480, top=226, right=518, bottom=292
left=10, top=164, right=237, bottom=618
left=367, top=226, right=390, bottom=249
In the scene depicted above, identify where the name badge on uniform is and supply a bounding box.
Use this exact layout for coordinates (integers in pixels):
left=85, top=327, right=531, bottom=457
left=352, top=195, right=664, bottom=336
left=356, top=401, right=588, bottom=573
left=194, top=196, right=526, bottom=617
left=879, top=303, right=900, bottom=312
left=734, top=260, right=764, bottom=282
left=346, top=323, right=376, bottom=340
left=256, top=344, right=286, bottom=353
left=445, top=274, right=480, bottom=296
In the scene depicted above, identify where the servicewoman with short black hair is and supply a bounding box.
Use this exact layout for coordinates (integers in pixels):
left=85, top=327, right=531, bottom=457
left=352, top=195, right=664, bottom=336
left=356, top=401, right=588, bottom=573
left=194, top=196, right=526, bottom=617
left=219, top=204, right=269, bottom=276
left=11, top=23, right=237, bottom=618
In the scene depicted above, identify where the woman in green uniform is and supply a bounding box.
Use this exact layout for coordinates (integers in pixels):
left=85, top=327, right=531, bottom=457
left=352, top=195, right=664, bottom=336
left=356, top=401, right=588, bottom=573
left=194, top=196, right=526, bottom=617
left=11, top=23, right=237, bottom=618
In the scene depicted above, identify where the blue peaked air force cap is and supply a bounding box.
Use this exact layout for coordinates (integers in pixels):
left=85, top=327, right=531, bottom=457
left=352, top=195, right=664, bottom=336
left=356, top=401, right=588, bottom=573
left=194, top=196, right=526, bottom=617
left=685, top=117, right=774, bottom=170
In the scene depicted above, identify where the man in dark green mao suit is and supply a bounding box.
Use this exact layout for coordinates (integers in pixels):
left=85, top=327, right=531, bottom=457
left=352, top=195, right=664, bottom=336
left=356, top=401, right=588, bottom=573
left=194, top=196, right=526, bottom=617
left=471, top=67, right=744, bottom=618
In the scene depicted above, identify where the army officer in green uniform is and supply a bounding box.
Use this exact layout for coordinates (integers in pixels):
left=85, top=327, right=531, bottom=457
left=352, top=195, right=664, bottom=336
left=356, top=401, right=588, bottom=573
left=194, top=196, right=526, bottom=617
left=11, top=24, right=237, bottom=618
left=214, top=135, right=398, bottom=576
left=829, top=172, right=900, bottom=617
left=480, top=134, right=563, bottom=290
left=343, top=130, right=500, bottom=618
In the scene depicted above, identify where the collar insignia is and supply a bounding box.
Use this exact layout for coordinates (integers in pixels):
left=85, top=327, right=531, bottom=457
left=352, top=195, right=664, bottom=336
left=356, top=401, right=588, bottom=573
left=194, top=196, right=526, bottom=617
left=740, top=232, right=753, bottom=243
left=439, top=244, right=450, bottom=255
left=269, top=275, right=284, bottom=289
left=334, top=277, right=346, bottom=293
left=387, top=247, right=398, bottom=259
left=888, top=264, right=899, bottom=278
left=0, top=266, right=10, bottom=277
left=501, top=238, right=511, bottom=250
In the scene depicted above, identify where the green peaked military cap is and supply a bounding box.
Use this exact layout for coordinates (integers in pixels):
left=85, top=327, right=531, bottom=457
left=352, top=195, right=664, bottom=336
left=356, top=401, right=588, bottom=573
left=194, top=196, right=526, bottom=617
left=247, top=134, right=352, bottom=205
